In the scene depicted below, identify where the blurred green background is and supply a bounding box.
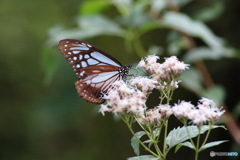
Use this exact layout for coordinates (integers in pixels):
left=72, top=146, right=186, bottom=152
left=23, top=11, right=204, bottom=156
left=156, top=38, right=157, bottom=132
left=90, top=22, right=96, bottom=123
left=1, top=0, right=240, bottom=160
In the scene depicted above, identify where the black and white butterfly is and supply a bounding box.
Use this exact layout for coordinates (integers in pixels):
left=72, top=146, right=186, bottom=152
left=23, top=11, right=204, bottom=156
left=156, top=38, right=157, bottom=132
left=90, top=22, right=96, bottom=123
left=58, top=39, right=131, bottom=104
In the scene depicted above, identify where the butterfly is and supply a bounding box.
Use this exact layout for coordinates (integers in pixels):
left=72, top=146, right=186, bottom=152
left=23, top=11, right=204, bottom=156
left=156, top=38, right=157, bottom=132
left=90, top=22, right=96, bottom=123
left=58, top=39, right=131, bottom=104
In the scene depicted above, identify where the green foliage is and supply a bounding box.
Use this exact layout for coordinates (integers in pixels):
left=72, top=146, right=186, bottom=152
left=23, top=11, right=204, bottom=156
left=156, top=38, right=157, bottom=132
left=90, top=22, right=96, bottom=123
left=180, top=68, right=203, bottom=94
left=166, top=125, right=223, bottom=149
left=79, top=0, right=111, bottom=15
left=131, top=131, right=146, bottom=156
left=200, top=140, right=228, bottom=151
left=128, top=155, right=159, bottom=160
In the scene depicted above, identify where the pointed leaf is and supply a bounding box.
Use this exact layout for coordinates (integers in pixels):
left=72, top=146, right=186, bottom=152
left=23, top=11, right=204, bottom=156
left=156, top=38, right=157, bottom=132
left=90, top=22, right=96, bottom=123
left=201, top=140, right=228, bottom=151
left=193, top=2, right=224, bottom=22
left=161, top=12, right=227, bottom=52
left=183, top=47, right=234, bottom=63
left=179, top=141, right=194, bottom=149
left=175, top=144, right=183, bottom=153
left=153, top=128, right=161, bottom=138
left=47, top=15, right=124, bottom=46
left=131, top=131, right=146, bottom=156
left=166, top=125, right=221, bottom=149
left=127, top=155, right=159, bottom=160
left=143, top=139, right=153, bottom=149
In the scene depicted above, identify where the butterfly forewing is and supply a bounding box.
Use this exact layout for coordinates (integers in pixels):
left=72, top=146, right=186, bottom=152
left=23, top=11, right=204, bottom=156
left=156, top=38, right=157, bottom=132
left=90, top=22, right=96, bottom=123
left=59, top=39, right=122, bottom=78
left=58, top=39, right=131, bottom=104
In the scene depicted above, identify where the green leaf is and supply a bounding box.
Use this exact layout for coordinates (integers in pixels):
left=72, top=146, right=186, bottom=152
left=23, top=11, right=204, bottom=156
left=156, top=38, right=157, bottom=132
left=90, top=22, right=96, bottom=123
left=145, top=140, right=153, bottom=149
left=200, top=85, right=226, bottom=107
left=125, top=1, right=150, bottom=27
left=183, top=47, right=234, bottom=63
left=201, top=140, right=228, bottom=151
left=47, top=15, right=124, bottom=46
left=127, top=155, right=159, bottom=160
left=161, top=12, right=227, bottom=51
left=112, top=0, right=132, bottom=16
left=173, top=0, right=194, bottom=7
left=131, top=131, right=146, bottom=156
left=178, top=141, right=194, bottom=149
left=79, top=0, right=111, bottom=15
left=41, top=47, right=60, bottom=85
left=149, top=0, right=194, bottom=12
left=149, top=0, right=166, bottom=13
left=166, top=125, right=221, bottom=149
left=180, top=68, right=203, bottom=94
left=153, top=128, right=161, bottom=138
left=193, top=2, right=224, bottom=22
left=175, top=144, right=183, bottom=153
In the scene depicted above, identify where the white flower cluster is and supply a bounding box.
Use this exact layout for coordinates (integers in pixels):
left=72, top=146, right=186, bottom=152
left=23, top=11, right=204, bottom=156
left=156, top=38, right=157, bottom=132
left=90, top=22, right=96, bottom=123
left=137, top=104, right=172, bottom=125
left=137, top=107, right=162, bottom=125
left=172, top=98, right=225, bottom=125
left=99, top=80, right=147, bottom=116
left=129, top=76, right=160, bottom=95
left=99, top=55, right=224, bottom=126
left=137, top=55, right=189, bottom=82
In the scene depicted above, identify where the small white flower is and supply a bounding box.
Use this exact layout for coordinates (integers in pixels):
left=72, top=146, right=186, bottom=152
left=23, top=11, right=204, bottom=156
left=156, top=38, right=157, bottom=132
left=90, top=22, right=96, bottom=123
left=137, top=107, right=162, bottom=125
left=170, top=80, right=181, bottom=89
left=157, top=104, right=173, bottom=118
left=130, top=76, right=160, bottom=95
left=172, top=101, right=194, bottom=118
left=99, top=104, right=112, bottom=116
left=197, top=97, right=225, bottom=122
left=137, top=55, right=161, bottom=75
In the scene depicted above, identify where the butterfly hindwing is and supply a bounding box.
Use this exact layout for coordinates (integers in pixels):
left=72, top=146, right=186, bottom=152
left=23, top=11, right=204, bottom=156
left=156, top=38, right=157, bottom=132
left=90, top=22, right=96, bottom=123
left=75, top=71, right=121, bottom=104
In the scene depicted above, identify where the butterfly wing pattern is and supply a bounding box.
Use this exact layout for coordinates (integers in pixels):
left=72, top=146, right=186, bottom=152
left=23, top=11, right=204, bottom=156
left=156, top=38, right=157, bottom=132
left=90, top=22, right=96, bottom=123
left=58, top=39, right=131, bottom=104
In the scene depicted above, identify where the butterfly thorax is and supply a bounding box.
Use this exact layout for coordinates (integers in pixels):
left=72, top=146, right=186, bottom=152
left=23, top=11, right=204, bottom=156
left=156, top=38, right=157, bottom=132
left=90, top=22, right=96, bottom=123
left=118, top=65, right=132, bottom=80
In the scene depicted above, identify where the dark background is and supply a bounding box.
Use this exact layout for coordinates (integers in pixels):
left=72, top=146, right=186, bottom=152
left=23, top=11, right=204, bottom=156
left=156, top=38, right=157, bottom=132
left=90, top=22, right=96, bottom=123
left=0, top=0, right=239, bottom=160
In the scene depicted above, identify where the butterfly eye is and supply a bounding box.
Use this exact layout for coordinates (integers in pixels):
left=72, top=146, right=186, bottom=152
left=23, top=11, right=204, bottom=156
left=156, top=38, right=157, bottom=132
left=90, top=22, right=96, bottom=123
left=58, top=39, right=131, bottom=104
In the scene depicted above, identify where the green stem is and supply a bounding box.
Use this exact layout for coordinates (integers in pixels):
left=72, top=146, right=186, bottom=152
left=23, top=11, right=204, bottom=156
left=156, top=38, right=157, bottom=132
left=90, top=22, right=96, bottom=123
left=150, top=127, right=163, bottom=158
left=184, top=122, right=196, bottom=148
left=199, top=123, right=213, bottom=149
left=195, top=149, right=199, bottom=160
left=194, top=126, right=202, bottom=160
left=122, top=116, right=159, bottom=157
left=163, top=120, right=168, bottom=156
left=135, top=118, right=164, bottom=158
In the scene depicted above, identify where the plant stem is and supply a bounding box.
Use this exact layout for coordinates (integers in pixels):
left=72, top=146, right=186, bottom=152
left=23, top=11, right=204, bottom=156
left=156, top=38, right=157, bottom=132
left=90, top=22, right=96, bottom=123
left=195, top=126, right=202, bottom=160
left=122, top=116, right=159, bottom=158
left=184, top=121, right=196, bottom=148
left=199, top=123, right=213, bottom=149
left=135, top=118, right=164, bottom=158
left=163, top=120, right=168, bottom=156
